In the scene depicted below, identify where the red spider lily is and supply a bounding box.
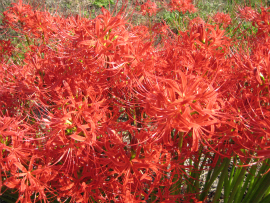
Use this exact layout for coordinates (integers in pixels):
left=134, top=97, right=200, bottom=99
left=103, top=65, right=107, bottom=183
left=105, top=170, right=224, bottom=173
left=2, top=0, right=31, bottom=26
left=186, top=18, right=231, bottom=56
left=0, top=40, right=14, bottom=62
left=188, top=17, right=206, bottom=43
left=248, top=7, right=270, bottom=38
left=139, top=72, right=225, bottom=152
left=3, top=0, right=54, bottom=40
left=188, top=16, right=205, bottom=27
left=225, top=38, right=270, bottom=155
left=238, top=6, right=258, bottom=21
left=140, top=0, right=158, bottom=16
left=2, top=0, right=270, bottom=202
left=213, top=12, right=232, bottom=28
left=4, top=156, right=57, bottom=203
left=197, top=23, right=206, bottom=44
left=168, top=0, right=197, bottom=14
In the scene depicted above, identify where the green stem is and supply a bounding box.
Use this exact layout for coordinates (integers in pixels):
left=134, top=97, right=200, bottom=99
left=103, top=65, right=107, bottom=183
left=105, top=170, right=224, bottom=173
left=0, top=196, right=17, bottom=203
left=189, top=148, right=202, bottom=196
left=259, top=193, right=270, bottom=203
left=242, top=159, right=270, bottom=202
left=25, top=34, right=30, bottom=46
left=236, top=164, right=257, bottom=203
left=224, top=157, right=236, bottom=203
left=227, top=166, right=247, bottom=203
left=178, top=132, right=184, bottom=153
left=212, top=158, right=230, bottom=203
left=249, top=171, right=270, bottom=203
left=200, top=157, right=225, bottom=201
left=223, top=163, right=230, bottom=203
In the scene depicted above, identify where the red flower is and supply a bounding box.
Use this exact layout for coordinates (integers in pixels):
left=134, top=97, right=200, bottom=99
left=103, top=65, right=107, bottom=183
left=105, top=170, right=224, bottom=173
left=168, top=0, right=197, bottom=14
left=141, top=0, right=158, bottom=16
left=213, top=12, right=232, bottom=28
left=238, top=6, right=258, bottom=21
left=0, top=40, right=14, bottom=62
left=188, top=17, right=206, bottom=43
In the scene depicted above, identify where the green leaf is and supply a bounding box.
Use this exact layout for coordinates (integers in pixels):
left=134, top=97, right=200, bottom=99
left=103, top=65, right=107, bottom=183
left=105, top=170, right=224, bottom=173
left=93, top=0, right=114, bottom=8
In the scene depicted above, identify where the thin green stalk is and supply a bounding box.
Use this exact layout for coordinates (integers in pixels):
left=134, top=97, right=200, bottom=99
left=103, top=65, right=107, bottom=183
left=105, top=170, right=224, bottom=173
left=223, top=161, right=230, bottom=203
left=233, top=157, right=252, bottom=203
left=171, top=175, right=182, bottom=196
left=259, top=193, right=270, bottom=203
left=242, top=159, right=270, bottom=202
left=201, top=167, right=212, bottom=197
left=200, top=157, right=225, bottom=201
left=171, top=132, right=185, bottom=196
left=264, top=185, right=270, bottom=197
left=229, top=157, right=237, bottom=186
left=224, top=158, right=236, bottom=203
left=178, top=132, right=184, bottom=153
left=189, top=158, right=193, bottom=176
left=0, top=196, right=17, bottom=203
left=196, top=152, right=210, bottom=199
left=231, top=161, right=243, bottom=186
left=188, top=147, right=203, bottom=195
left=0, top=190, right=18, bottom=203
left=212, top=158, right=230, bottom=203
left=235, top=164, right=257, bottom=203
left=227, top=166, right=247, bottom=203
left=25, top=34, right=30, bottom=46
left=249, top=171, right=270, bottom=203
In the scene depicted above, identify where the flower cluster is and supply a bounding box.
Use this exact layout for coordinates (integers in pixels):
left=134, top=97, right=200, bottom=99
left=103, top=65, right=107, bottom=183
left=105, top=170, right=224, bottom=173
left=1, top=0, right=270, bottom=202
left=140, top=0, right=158, bottom=16
left=213, top=12, right=232, bottom=28
left=168, top=0, right=197, bottom=13
left=238, top=6, right=258, bottom=21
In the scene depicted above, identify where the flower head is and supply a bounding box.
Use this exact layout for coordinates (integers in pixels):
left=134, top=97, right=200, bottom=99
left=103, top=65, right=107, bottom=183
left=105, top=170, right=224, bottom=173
left=238, top=6, right=258, bottom=21
left=141, top=0, right=158, bottom=16
left=168, top=0, right=197, bottom=14
left=213, top=12, right=232, bottom=28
